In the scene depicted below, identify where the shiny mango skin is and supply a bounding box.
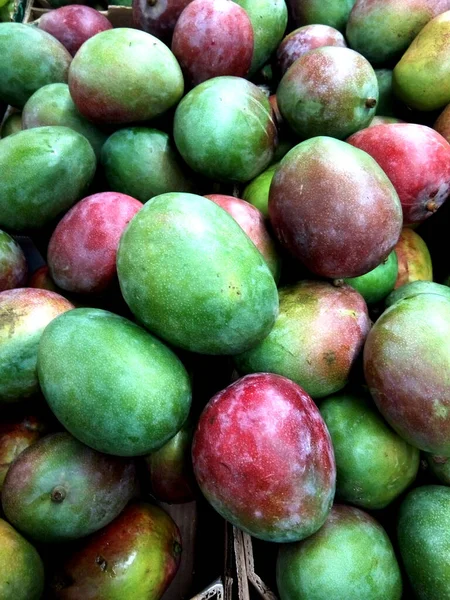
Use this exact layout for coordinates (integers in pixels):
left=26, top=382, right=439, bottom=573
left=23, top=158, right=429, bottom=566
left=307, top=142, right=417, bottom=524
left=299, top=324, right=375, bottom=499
left=0, top=518, right=44, bottom=600
left=277, top=505, right=402, bottom=600
left=117, top=193, right=279, bottom=355
left=0, top=126, right=96, bottom=231
left=398, top=486, right=450, bottom=599
left=2, top=432, right=137, bottom=543
left=37, top=308, right=192, bottom=456
left=386, top=280, right=450, bottom=307
left=393, top=10, right=450, bottom=111
left=341, top=251, right=398, bottom=304
left=320, top=393, right=419, bottom=509
left=51, top=503, right=181, bottom=600
left=0, top=23, right=71, bottom=108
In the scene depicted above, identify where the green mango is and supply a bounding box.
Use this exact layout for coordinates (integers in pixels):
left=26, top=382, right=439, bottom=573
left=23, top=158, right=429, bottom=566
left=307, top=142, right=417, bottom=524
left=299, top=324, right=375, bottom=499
left=340, top=251, right=398, bottom=304
left=117, top=193, right=278, bottom=355
left=242, top=163, right=278, bottom=218
left=2, top=432, right=137, bottom=542
left=425, top=454, right=450, bottom=485
left=277, top=504, right=402, bottom=600
left=37, top=308, right=192, bottom=456
left=233, top=0, right=288, bottom=75
left=0, top=112, right=22, bottom=138
left=0, top=126, right=96, bottom=231
left=398, top=485, right=450, bottom=599
left=393, top=11, right=450, bottom=111
left=375, top=69, right=395, bottom=116
left=320, top=393, right=419, bottom=509
left=50, top=503, right=181, bottom=600
left=346, top=0, right=450, bottom=66
left=385, top=280, right=450, bottom=308
left=173, top=76, right=277, bottom=183
left=22, top=83, right=107, bottom=160
left=0, top=518, right=44, bottom=600
left=287, top=0, right=356, bottom=32
left=0, top=23, right=71, bottom=108
left=101, top=127, right=193, bottom=203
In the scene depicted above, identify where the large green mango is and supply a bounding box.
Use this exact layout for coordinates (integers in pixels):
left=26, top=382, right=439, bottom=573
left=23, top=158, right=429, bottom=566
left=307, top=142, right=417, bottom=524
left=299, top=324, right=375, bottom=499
left=0, top=126, right=96, bottom=231
left=37, top=308, right=192, bottom=456
left=116, top=193, right=279, bottom=355
left=0, top=23, right=71, bottom=108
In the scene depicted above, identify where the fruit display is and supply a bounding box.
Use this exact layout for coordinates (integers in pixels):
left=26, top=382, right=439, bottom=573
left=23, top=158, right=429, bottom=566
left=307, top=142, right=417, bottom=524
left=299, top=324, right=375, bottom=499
left=0, top=1, right=450, bottom=599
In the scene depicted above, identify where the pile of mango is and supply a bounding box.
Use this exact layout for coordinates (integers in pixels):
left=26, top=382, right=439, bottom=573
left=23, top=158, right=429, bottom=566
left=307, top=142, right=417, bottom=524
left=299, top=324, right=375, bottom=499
left=0, top=1, right=450, bottom=599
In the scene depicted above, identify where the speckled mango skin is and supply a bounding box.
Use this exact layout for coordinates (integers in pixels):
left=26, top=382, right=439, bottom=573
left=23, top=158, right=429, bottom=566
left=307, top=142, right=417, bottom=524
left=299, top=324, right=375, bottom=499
left=69, top=28, right=184, bottom=124
left=364, top=293, right=450, bottom=455
left=0, top=230, right=27, bottom=291
left=192, top=373, right=336, bottom=543
left=233, top=0, right=288, bottom=75
left=320, top=393, right=419, bottom=509
left=22, top=83, right=108, bottom=160
left=277, top=47, right=378, bottom=140
left=269, top=137, right=403, bottom=278
left=394, top=228, right=433, bottom=287
left=234, top=281, right=370, bottom=399
left=398, top=486, right=450, bottom=599
left=117, top=193, right=279, bottom=355
left=51, top=503, right=181, bottom=600
left=0, top=518, right=44, bottom=600
left=276, top=505, right=402, bottom=600
left=2, top=432, right=137, bottom=543
left=393, top=10, right=450, bottom=111
left=101, top=127, right=193, bottom=203
left=38, top=308, right=192, bottom=456
left=342, top=250, right=398, bottom=304
left=173, top=76, right=277, bottom=183
left=0, top=126, right=96, bottom=231
left=386, top=280, right=450, bottom=308
left=347, top=124, right=450, bottom=225
left=346, top=0, right=450, bottom=66
left=0, top=23, right=71, bottom=108
left=287, top=0, right=356, bottom=32
left=0, top=288, right=74, bottom=402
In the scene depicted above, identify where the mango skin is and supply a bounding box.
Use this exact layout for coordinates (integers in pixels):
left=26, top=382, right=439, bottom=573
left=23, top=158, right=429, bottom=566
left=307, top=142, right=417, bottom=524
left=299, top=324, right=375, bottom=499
left=38, top=308, right=192, bottom=456
left=0, top=229, right=27, bottom=291
left=364, top=293, right=450, bottom=455
left=173, top=76, right=277, bottom=183
left=101, top=127, right=193, bottom=202
left=394, top=228, right=433, bottom=287
left=0, top=518, right=44, bottom=600
left=69, top=28, right=184, bottom=124
left=22, top=83, right=107, bottom=160
left=346, top=0, right=450, bottom=66
left=117, top=193, right=279, bottom=355
left=426, top=454, right=450, bottom=484
left=320, top=393, right=419, bottom=509
left=287, top=0, right=356, bottom=32
left=393, top=10, right=450, bottom=111
left=242, top=163, right=278, bottom=218
left=2, top=432, right=137, bottom=543
left=277, top=505, right=402, bottom=600
left=0, top=126, right=96, bottom=231
left=375, top=69, right=395, bottom=116
left=0, top=23, right=71, bottom=108
left=51, top=503, right=181, bottom=600
left=398, top=486, right=450, bottom=599
left=386, top=280, right=450, bottom=307
left=341, top=251, right=398, bottom=304
left=0, top=112, right=22, bottom=138
left=234, top=281, right=370, bottom=399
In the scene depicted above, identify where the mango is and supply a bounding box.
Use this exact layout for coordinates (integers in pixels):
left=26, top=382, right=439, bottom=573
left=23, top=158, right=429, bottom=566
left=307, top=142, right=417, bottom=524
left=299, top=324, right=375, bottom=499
left=132, top=0, right=192, bottom=42
left=375, top=69, right=395, bottom=116
left=386, top=280, right=450, bottom=307
left=426, top=454, right=450, bottom=484
left=37, top=308, right=192, bottom=456
left=287, top=0, right=356, bottom=32
left=340, top=251, right=398, bottom=304
left=346, top=0, right=450, bottom=66
left=242, top=163, right=278, bottom=217
left=277, top=505, right=402, bottom=600
left=0, top=518, right=44, bottom=600
left=22, top=83, right=107, bottom=160
left=101, top=127, right=193, bottom=202
left=117, top=193, right=278, bottom=354
left=2, top=432, right=136, bottom=542
left=320, top=393, right=419, bottom=509
left=398, top=486, right=450, bottom=599
left=393, top=10, right=450, bottom=111
left=0, top=22, right=71, bottom=108
left=50, top=503, right=181, bottom=600
left=173, top=76, right=277, bottom=182
left=234, top=281, right=370, bottom=399
left=0, top=230, right=27, bottom=291
left=394, top=228, right=433, bottom=287
left=0, top=126, right=96, bottom=231
left=0, top=112, right=22, bottom=138
left=364, top=293, right=450, bottom=455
